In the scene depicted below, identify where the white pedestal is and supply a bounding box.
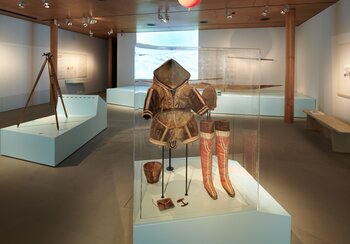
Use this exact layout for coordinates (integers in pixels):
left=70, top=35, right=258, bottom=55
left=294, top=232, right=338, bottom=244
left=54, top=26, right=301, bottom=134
left=106, top=86, right=315, bottom=118
left=0, top=95, right=107, bottom=167
left=134, top=157, right=291, bottom=244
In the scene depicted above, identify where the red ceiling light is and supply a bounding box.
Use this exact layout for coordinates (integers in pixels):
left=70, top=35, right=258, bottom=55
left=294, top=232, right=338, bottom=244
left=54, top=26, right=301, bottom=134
left=178, top=0, right=201, bottom=9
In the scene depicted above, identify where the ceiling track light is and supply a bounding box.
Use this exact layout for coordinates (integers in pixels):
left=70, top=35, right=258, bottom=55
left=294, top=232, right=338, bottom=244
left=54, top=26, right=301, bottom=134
left=42, top=0, right=50, bottom=9
left=65, top=18, right=73, bottom=26
left=225, top=8, right=234, bottom=19
left=261, top=5, right=269, bottom=17
left=54, top=19, right=60, bottom=27
left=158, top=8, right=169, bottom=23
left=18, top=0, right=25, bottom=8
left=82, top=17, right=88, bottom=27
left=89, top=29, right=94, bottom=37
left=88, top=16, right=98, bottom=25
left=280, top=4, right=290, bottom=15
left=107, top=28, right=114, bottom=36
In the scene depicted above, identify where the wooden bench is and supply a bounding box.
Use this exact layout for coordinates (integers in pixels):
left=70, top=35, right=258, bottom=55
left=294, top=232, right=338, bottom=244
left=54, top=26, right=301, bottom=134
left=303, top=110, right=350, bottom=153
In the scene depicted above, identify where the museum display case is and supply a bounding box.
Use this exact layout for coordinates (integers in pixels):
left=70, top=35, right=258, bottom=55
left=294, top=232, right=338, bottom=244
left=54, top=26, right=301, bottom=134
left=133, top=47, right=290, bottom=244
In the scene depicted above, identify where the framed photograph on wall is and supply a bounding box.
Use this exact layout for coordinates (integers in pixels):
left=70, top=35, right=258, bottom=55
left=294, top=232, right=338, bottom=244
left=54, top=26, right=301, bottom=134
left=57, top=52, right=87, bottom=80
left=338, top=43, right=350, bottom=99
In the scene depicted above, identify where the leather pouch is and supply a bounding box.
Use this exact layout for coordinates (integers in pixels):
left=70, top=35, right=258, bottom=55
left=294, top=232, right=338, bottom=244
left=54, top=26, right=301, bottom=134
left=156, top=198, right=175, bottom=211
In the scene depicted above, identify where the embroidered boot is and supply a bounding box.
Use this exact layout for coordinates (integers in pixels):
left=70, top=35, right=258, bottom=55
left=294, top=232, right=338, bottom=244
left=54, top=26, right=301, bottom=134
left=215, top=120, right=235, bottom=197
left=200, top=120, right=217, bottom=200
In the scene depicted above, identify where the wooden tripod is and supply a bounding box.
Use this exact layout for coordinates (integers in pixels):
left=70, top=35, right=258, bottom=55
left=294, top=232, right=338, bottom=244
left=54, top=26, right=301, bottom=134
left=17, top=52, right=68, bottom=130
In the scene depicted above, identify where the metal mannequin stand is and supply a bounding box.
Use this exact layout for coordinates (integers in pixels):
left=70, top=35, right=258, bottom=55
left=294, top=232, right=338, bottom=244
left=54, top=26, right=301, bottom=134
left=17, top=52, right=68, bottom=130
left=166, top=148, right=174, bottom=171
left=160, top=144, right=190, bottom=198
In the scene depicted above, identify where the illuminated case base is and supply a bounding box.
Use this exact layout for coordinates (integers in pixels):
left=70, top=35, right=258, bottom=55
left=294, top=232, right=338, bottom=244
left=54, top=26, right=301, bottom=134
left=133, top=157, right=291, bottom=244
left=0, top=95, right=107, bottom=166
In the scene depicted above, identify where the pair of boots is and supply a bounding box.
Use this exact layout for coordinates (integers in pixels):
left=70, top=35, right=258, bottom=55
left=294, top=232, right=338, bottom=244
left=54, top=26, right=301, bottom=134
left=200, top=120, right=235, bottom=200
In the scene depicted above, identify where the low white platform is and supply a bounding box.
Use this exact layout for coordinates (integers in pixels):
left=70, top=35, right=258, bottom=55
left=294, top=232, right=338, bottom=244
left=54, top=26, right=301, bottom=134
left=0, top=95, right=107, bottom=167
left=107, top=86, right=315, bottom=117
left=134, top=156, right=291, bottom=244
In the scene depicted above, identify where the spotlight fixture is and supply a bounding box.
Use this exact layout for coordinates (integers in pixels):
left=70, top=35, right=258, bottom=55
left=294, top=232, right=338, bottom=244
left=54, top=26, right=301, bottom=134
left=158, top=8, right=169, bottom=23
left=89, top=29, right=93, bottom=37
left=54, top=19, right=60, bottom=27
left=165, top=12, right=169, bottom=23
left=107, top=28, right=114, bottom=36
left=82, top=17, right=88, bottom=27
left=88, top=16, right=98, bottom=25
left=18, top=0, right=25, bottom=8
left=280, top=4, right=290, bottom=15
left=65, top=18, right=73, bottom=26
left=42, top=0, right=50, bottom=9
left=225, top=9, right=234, bottom=19
left=261, top=5, right=269, bottom=17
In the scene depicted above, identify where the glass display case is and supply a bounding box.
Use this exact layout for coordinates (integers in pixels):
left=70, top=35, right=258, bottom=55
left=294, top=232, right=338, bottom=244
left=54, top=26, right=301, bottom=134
left=133, top=47, right=290, bottom=244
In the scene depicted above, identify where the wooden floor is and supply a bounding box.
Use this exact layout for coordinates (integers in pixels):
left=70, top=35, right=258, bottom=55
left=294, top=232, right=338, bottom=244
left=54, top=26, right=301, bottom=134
left=0, top=99, right=349, bottom=244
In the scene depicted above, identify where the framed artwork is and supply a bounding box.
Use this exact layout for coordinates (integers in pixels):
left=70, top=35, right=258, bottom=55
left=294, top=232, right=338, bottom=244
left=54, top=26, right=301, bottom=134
left=57, top=52, right=87, bottom=80
left=338, top=43, right=350, bottom=99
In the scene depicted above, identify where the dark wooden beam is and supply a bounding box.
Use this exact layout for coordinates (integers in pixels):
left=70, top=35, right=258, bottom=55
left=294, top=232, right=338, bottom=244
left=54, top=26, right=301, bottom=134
left=50, top=22, right=58, bottom=72
left=285, top=8, right=295, bottom=123
left=50, top=22, right=58, bottom=101
left=108, top=38, right=113, bottom=88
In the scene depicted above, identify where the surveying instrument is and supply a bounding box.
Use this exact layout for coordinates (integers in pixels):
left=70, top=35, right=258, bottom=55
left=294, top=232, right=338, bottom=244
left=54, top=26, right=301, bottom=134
left=17, top=52, right=68, bottom=130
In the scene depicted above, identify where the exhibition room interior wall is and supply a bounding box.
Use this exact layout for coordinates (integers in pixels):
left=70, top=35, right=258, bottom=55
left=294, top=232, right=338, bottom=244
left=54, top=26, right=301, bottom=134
left=296, top=0, right=350, bottom=123
left=0, top=14, right=108, bottom=112
left=116, top=28, right=286, bottom=88
left=1, top=0, right=349, bottom=123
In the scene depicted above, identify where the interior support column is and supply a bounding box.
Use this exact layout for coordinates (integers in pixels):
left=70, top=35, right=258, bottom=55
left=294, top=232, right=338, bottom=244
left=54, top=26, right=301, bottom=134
left=285, top=8, right=295, bottom=123
left=108, top=38, right=113, bottom=88
left=50, top=22, right=58, bottom=74
left=50, top=22, right=58, bottom=100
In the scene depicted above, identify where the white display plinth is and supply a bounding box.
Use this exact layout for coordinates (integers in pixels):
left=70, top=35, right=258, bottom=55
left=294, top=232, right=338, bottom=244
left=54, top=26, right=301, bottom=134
left=134, top=157, right=291, bottom=244
left=0, top=95, right=107, bottom=167
left=107, top=86, right=315, bottom=117
left=106, top=86, right=147, bottom=108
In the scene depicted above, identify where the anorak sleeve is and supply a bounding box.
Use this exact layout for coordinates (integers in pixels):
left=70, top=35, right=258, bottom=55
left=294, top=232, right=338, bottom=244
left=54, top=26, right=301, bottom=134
left=189, top=87, right=208, bottom=116
left=143, top=87, right=159, bottom=120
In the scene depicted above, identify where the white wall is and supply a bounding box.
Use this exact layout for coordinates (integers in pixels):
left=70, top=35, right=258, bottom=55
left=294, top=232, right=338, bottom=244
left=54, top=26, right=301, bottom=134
left=116, top=28, right=285, bottom=88
left=58, top=29, right=108, bottom=95
left=117, top=33, right=136, bottom=87
left=199, top=28, right=285, bottom=87
left=296, top=0, right=350, bottom=122
left=0, top=14, right=107, bottom=112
